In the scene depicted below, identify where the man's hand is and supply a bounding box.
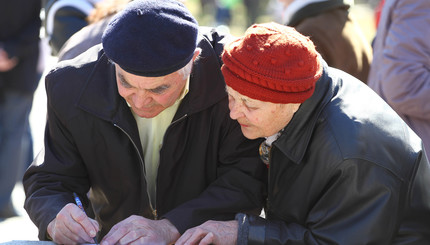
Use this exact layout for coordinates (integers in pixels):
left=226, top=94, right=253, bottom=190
left=100, top=215, right=180, bottom=245
left=0, top=49, right=18, bottom=72
left=175, top=220, right=238, bottom=245
left=47, top=203, right=99, bottom=244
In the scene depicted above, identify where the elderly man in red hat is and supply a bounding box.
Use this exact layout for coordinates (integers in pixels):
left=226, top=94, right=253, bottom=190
left=176, top=22, right=430, bottom=245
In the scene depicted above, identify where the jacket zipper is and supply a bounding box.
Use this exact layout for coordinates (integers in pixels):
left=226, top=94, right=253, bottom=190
left=160, top=114, right=188, bottom=151
left=169, top=114, right=188, bottom=127
left=113, top=114, right=188, bottom=219
left=156, top=113, right=188, bottom=206
left=266, top=144, right=273, bottom=217
left=266, top=168, right=271, bottom=216
left=114, top=123, right=158, bottom=219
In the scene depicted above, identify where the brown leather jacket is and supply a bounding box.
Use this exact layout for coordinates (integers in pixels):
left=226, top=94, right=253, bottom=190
left=287, top=0, right=372, bottom=84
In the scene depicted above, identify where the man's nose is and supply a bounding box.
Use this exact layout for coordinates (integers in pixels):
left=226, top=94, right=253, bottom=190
left=132, top=91, right=152, bottom=108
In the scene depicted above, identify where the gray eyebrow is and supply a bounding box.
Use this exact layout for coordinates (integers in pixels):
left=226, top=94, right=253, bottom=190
left=149, top=84, right=170, bottom=93
left=117, top=73, right=132, bottom=87
left=117, top=72, right=170, bottom=93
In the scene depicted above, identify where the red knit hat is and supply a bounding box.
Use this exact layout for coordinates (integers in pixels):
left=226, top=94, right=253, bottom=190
left=222, top=22, right=322, bottom=103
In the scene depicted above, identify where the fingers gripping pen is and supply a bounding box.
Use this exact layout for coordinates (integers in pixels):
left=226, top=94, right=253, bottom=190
left=73, top=192, right=99, bottom=244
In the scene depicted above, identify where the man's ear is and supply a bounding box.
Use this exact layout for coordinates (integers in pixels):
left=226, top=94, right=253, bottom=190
left=192, top=48, right=201, bottom=62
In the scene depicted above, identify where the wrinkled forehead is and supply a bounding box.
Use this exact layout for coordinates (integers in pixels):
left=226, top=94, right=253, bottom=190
left=226, top=85, right=259, bottom=103
left=115, top=63, right=180, bottom=88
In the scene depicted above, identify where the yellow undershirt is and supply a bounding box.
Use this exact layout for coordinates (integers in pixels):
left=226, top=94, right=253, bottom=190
left=131, top=77, right=189, bottom=207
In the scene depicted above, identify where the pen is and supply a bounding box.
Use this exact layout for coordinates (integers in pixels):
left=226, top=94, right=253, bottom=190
left=73, top=192, right=98, bottom=244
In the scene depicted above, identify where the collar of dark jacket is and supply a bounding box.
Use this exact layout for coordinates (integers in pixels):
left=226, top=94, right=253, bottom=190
left=76, top=32, right=227, bottom=125
left=174, top=32, right=227, bottom=121
left=273, top=60, right=334, bottom=164
left=287, top=0, right=350, bottom=26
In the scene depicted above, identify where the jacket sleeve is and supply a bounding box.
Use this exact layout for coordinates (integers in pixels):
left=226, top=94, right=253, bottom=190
left=23, top=69, right=91, bottom=240
left=373, top=0, right=430, bottom=120
left=236, top=159, right=408, bottom=244
left=161, top=28, right=267, bottom=233
left=162, top=110, right=267, bottom=234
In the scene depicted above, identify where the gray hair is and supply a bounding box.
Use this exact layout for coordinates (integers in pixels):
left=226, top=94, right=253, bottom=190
left=178, top=48, right=201, bottom=79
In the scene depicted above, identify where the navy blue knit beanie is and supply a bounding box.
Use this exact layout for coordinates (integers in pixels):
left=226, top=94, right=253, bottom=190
left=102, top=0, right=199, bottom=77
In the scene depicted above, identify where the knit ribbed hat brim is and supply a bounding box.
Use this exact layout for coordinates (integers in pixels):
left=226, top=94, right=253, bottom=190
left=222, top=22, right=322, bottom=103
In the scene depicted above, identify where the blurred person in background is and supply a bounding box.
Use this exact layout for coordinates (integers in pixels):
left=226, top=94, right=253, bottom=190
left=43, top=0, right=103, bottom=55
left=373, top=0, right=385, bottom=28
left=368, top=0, right=430, bottom=156
left=214, top=0, right=238, bottom=26
left=278, top=0, right=372, bottom=83
left=0, top=0, right=42, bottom=219
left=57, top=0, right=131, bottom=61
left=243, top=0, right=269, bottom=27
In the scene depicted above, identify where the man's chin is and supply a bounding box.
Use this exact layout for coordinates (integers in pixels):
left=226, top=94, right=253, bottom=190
left=240, top=127, right=258, bottom=140
left=133, top=109, right=162, bottom=118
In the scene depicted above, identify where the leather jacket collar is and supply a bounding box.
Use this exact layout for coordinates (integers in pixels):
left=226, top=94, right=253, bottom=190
left=274, top=61, right=333, bottom=164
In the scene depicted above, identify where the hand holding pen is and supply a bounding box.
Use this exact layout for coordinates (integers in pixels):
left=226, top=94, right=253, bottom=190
left=46, top=193, right=100, bottom=244
left=73, top=192, right=99, bottom=244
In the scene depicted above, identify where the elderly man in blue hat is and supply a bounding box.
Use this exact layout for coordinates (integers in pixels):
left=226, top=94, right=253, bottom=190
left=23, top=0, right=266, bottom=244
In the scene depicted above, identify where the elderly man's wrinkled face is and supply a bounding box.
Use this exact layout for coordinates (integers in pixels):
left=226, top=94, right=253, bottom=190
left=115, top=65, right=187, bottom=118
left=227, top=86, right=300, bottom=139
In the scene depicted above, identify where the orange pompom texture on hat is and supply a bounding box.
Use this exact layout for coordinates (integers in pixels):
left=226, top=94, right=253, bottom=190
left=221, top=22, right=322, bottom=103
